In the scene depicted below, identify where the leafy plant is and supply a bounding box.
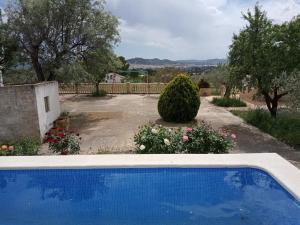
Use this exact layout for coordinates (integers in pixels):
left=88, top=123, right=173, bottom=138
left=212, top=97, right=247, bottom=107
left=0, top=137, right=40, bottom=156
left=44, top=128, right=81, bottom=155
left=198, top=79, right=210, bottom=88
left=92, top=89, right=107, bottom=97
left=158, top=74, right=200, bottom=122
left=232, top=109, right=300, bottom=150
left=134, top=123, right=235, bottom=154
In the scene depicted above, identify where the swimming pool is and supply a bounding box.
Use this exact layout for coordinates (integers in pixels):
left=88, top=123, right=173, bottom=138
left=0, top=154, right=299, bottom=225
left=0, top=167, right=299, bottom=225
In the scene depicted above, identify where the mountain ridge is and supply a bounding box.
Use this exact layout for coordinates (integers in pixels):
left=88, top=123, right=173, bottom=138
left=126, top=57, right=227, bottom=66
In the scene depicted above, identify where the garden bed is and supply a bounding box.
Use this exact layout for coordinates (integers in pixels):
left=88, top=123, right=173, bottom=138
left=231, top=109, right=300, bottom=151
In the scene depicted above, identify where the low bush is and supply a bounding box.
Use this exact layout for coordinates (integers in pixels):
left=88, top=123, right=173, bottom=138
left=44, top=128, right=81, bottom=155
left=92, top=89, right=107, bottom=97
left=158, top=74, right=200, bottom=122
left=0, top=137, right=40, bottom=156
left=231, top=109, right=300, bottom=150
left=212, top=97, right=247, bottom=107
left=198, top=79, right=210, bottom=88
left=134, top=123, right=235, bottom=154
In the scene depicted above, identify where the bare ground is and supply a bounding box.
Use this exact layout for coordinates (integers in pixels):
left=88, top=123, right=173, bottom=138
left=40, top=94, right=300, bottom=168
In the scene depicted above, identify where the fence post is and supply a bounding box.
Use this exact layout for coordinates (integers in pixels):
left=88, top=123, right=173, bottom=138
left=75, top=83, right=79, bottom=94
left=126, top=82, right=130, bottom=94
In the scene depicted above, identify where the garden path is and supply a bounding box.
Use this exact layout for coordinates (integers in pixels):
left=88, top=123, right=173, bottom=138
left=40, top=94, right=300, bottom=168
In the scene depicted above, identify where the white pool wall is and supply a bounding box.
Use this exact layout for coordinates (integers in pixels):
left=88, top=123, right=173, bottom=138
left=0, top=153, right=299, bottom=201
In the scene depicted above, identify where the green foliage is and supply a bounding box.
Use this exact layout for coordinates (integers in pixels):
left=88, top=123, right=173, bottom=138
left=134, top=124, right=234, bottom=154
left=158, top=74, right=200, bottom=122
left=149, top=67, right=183, bottom=83
left=118, top=56, right=129, bottom=71
left=6, top=0, right=119, bottom=81
left=83, top=49, right=122, bottom=83
left=212, top=97, right=247, bottom=107
left=198, top=79, right=210, bottom=88
left=0, top=137, right=40, bottom=156
left=92, top=89, right=107, bottom=97
left=45, top=129, right=81, bottom=155
left=228, top=4, right=300, bottom=117
left=55, top=63, right=92, bottom=83
left=232, top=109, right=300, bottom=150
left=0, top=9, right=18, bottom=73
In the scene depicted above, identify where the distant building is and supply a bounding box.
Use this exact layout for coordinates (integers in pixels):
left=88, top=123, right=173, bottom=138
left=105, top=73, right=125, bottom=83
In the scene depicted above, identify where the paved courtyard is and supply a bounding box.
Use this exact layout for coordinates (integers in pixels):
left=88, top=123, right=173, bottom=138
left=43, top=94, right=300, bottom=167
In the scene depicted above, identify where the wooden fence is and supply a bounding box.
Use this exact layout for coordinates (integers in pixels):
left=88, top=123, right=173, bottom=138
left=59, top=83, right=167, bottom=94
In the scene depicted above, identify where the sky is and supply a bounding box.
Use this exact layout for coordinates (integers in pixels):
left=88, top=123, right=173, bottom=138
left=1, top=0, right=300, bottom=60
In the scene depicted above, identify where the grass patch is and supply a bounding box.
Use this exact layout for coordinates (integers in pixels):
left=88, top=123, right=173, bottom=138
left=0, top=137, right=41, bottom=156
left=232, top=109, right=300, bottom=150
left=92, top=89, right=107, bottom=97
left=212, top=97, right=247, bottom=107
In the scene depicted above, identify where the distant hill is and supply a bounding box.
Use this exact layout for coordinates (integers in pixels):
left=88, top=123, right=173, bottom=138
left=126, top=57, right=227, bottom=68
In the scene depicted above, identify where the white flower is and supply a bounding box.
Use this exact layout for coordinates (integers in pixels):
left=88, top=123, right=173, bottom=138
left=151, top=128, right=158, bottom=134
left=139, top=145, right=146, bottom=150
left=168, top=129, right=172, bottom=132
left=164, top=138, right=170, bottom=146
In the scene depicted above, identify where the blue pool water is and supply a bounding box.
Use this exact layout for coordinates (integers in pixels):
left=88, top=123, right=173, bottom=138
left=0, top=168, right=299, bottom=225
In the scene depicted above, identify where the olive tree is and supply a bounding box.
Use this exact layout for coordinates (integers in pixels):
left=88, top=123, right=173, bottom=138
left=83, top=48, right=122, bottom=94
left=6, top=0, right=119, bottom=81
left=229, top=4, right=300, bottom=117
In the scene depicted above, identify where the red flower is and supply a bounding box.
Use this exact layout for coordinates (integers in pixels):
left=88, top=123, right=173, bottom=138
left=57, top=128, right=64, bottom=131
left=62, top=149, right=69, bottom=155
left=58, top=133, right=65, bottom=138
left=46, top=138, right=54, bottom=143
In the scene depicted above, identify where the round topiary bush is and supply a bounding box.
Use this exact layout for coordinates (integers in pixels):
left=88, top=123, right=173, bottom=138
left=158, top=74, right=200, bottom=122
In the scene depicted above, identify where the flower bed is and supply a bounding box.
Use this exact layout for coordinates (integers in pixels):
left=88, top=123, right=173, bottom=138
left=134, top=123, right=235, bottom=154
left=44, top=128, right=81, bottom=155
left=0, top=138, right=40, bottom=156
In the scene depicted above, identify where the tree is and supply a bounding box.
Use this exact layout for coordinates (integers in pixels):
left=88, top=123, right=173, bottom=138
left=83, top=48, right=121, bottom=93
left=228, top=4, right=300, bottom=117
left=202, top=65, right=232, bottom=98
left=0, top=9, right=18, bottom=74
left=6, top=0, right=119, bottom=81
left=118, top=56, right=129, bottom=71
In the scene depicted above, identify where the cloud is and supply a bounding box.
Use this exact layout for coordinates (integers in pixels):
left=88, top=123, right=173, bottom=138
left=107, top=0, right=300, bottom=60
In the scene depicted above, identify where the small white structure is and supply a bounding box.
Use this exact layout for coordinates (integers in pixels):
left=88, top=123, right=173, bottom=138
left=0, top=81, right=60, bottom=142
left=105, top=73, right=125, bottom=83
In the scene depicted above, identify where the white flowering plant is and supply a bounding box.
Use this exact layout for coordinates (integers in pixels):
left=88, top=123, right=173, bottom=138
left=134, top=123, right=235, bottom=154
left=134, top=124, right=178, bottom=154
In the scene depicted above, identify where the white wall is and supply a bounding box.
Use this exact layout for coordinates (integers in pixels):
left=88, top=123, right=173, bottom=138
left=34, top=82, right=60, bottom=139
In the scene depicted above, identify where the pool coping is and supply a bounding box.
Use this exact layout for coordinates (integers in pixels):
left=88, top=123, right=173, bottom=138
left=0, top=153, right=299, bottom=201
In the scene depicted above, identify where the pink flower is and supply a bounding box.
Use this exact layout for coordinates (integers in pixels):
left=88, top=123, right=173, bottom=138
left=182, top=135, right=189, bottom=142
left=186, top=128, right=193, bottom=132
left=231, top=134, right=237, bottom=139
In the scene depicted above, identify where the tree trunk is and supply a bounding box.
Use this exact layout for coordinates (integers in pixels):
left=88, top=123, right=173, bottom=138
left=262, top=89, right=287, bottom=118
left=31, top=51, right=45, bottom=81
left=47, top=70, right=56, bottom=81
left=95, top=82, right=99, bottom=94
left=224, top=85, right=232, bottom=98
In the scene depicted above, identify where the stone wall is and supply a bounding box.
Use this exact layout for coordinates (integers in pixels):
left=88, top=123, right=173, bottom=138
left=0, top=82, right=60, bottom=142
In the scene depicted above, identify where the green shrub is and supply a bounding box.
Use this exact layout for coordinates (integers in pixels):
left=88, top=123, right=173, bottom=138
left=92, top=89, right=107, bottom=97
left=158, top=74, right=200, bottom=122
left=0, top=137, right=40, bottom=156
left=134, top=123, right=234, bottom=154
left=198, top=79, right=210, bottom=88
left=212, top=97, right=247, bottom=107
left=232, top=109, right=300, bottom=150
